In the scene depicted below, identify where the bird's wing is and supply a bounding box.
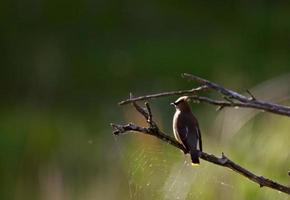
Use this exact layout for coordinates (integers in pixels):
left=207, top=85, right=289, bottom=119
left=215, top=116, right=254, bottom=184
left=177, top=114, right=202, bottom=152
left=196, top=126, right=202, bottom=151
left=177, top=125, right=191, bottom=151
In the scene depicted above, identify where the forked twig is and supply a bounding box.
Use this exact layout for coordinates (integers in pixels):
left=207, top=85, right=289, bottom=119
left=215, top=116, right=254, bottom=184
left=119, top=73, right=290, bottom=117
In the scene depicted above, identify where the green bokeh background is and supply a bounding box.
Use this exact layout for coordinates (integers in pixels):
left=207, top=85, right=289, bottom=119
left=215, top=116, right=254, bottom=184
left=1, top=1, right=290, bottom=199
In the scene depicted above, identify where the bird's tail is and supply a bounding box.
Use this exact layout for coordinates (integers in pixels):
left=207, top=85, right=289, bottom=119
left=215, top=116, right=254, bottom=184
left=190, top=150, right=200, bottom=166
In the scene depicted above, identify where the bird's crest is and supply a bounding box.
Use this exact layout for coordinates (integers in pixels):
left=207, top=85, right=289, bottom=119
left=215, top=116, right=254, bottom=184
left=174, top=96, right=190, bottom=105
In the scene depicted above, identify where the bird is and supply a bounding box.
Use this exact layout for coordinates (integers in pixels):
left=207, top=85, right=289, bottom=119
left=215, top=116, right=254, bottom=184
left=171, top=96, right=202, bottom=165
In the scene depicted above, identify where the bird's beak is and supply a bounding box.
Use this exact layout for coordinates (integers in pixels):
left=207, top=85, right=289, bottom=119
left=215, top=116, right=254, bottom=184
left=170, top=102, right=175, bottom=106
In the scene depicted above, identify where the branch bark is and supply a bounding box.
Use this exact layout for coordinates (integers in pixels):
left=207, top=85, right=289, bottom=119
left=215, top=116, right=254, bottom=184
left=119, top=73, right=290, bottom=117
left=112, top=74, right=290, bottom=195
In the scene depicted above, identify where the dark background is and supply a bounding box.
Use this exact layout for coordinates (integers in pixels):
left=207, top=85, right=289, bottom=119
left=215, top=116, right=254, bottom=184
left=1, top=1, right=290, bottom=199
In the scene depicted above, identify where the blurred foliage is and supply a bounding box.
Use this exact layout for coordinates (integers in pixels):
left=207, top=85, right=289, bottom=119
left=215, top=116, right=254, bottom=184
left=1, top=1, right=290, bottom=199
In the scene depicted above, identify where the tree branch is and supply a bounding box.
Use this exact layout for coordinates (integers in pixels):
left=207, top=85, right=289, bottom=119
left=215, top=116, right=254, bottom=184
left=119, top=85, right=208, bottom=105
left=182, top=73, right=290, bottom=116
left=111, top=101, right=290, bottom=195
left=119, top=73, right=290, bottom=117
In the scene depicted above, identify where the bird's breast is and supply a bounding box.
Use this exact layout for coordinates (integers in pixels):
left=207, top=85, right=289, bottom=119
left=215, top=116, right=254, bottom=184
left=173, top=110, right=181, bottom=143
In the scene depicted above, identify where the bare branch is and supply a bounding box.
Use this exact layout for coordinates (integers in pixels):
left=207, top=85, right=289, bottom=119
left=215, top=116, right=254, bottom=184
left=119, top=85, right=208, bottom=105
left=119, top=74, right=290, bottom=117
left=182, top=73, right=249, bottom=102
left=190, top=96, right=290, bottom=116
left=111, top=122, right=186, bottom=153
left=182, top=73, right=290, bottom=116
left=111, top=101, right=290, bottom=195
left=145, top=102, right=153, bottom=124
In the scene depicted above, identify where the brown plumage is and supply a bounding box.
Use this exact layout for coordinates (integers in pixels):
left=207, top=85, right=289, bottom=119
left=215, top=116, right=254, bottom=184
left=172, top=96, right=202, bottom=165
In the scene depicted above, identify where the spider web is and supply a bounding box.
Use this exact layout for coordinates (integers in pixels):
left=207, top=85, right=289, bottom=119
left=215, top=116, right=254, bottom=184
left=113, top=135, right=235, bottom=200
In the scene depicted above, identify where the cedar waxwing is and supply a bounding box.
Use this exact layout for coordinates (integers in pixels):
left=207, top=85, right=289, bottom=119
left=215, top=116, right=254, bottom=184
left=171, top=96, right=202, bottom=165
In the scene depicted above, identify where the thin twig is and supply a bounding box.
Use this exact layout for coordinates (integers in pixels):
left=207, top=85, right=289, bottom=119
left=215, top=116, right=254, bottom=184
left=246, top=89, right=256, bottom=101
left=119, top=85, right=208, bottom=105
